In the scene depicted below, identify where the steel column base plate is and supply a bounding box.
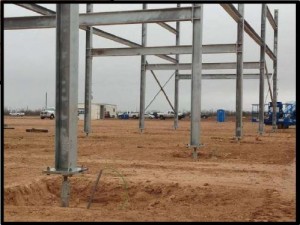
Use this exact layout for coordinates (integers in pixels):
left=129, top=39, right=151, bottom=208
left=43, top=167, right=88, bottom=176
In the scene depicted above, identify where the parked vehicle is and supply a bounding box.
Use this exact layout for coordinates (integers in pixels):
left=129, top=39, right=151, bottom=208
left=157, top=111, right=184, bottom=120
left=144, top=113, right=155, bottom=119
left=9, top=111, right=25, bottom=116
left=40, top=107, right=55, bottom=119
left=201, top=114, right=209, bottom=119
left=128, top=111, right=139, bottom=119
left=117, top=112, right=129, bottom=119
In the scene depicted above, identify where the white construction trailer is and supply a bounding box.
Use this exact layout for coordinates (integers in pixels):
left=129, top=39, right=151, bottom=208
left=78, top=103, right=117, bottom=120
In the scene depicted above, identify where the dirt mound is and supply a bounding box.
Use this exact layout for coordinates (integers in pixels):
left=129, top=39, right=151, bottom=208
left=4, top=177, right=61, bottom=206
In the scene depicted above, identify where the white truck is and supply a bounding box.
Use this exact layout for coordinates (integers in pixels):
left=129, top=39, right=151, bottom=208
left=40, top=107, right=55, bottom=119
left=9, top=111, right=25, bottom=116
left=128, top=111, right=139, bottom=119
left=157, top=111, right=184, bottom=120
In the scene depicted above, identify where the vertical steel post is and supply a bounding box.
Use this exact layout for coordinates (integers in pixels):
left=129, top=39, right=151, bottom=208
left=55, top=4, right=79, bottom=172
left=139, top=4, right=147, bottom=132
left=272, top=10, right=279, bottom=130
left=258, top=4, right=267, bottom=135
left=45, top=92, right=47, bottom=109
left=174, top=4, right=181, bottom=130
left=235, top=4, right=244, bottom=140
left=84, top=4, right=93, bottom=135
left=190, top=4, right=203, bottom=159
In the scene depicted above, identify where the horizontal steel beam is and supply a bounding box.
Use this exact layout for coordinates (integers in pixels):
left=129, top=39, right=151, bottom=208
left=91, top=28, right=176, bottom=63
left=15, top=4, right=176, bottom=64
left=4, top=7, right=196, bottom=30
left=266, top=6, right=277, bottom=30
left=146, top=62, right=260, bottom=70
left=220, top=4, right=276, bottom=61
left=176, top=73, right=272, bottom=80
left=91, top=44, right=236, bottom=56
left=80, top=7, right=196, bottom=26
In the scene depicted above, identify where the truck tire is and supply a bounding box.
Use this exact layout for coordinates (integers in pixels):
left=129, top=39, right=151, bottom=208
left=160, top=115, right=165, bottom=120
left=50, top=114, right=55, bottom=120
left=41, top=117, right=45, bottom=119
left=133, top=115, right=137, bottom=119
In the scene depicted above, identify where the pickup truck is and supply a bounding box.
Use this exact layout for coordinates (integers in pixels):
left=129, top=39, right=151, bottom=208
left=128, top=112, right=139, bottom=119
left=157, top=111, right=184, bottom=120
left=40, top=107, right=55, bottom=119
left=9, top=112, right=25, bottom=116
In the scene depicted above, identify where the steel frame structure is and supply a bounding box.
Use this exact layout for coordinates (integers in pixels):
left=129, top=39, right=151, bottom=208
left=3, top=3, right=279, bottom=206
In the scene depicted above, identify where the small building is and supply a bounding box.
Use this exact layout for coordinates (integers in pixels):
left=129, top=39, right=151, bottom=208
left=77, top=103, right=117, bottom=120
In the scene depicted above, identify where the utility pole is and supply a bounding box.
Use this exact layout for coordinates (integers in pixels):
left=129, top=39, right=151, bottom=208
left=45, top=92, right=47, bottom=109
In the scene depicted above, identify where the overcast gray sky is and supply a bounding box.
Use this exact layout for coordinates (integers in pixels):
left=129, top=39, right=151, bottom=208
left=3, top=3, right=296, bottom=112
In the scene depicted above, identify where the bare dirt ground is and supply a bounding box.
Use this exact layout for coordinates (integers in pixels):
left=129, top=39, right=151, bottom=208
left=3, top=116, right=296, bottom=222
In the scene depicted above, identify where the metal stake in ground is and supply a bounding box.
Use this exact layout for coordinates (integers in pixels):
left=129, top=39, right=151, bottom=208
left=61, top=176, right=71, bottom=207
left=87, top=169, right=103, bottom=209
left=192, top=147, right=198, bottom=160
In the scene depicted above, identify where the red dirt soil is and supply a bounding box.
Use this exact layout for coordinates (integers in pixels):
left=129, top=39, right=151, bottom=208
left=3, top=116, right=296, bottom=222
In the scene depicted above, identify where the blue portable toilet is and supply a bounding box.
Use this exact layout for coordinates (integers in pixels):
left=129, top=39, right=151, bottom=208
left=217, top=109, right=225, bottom=122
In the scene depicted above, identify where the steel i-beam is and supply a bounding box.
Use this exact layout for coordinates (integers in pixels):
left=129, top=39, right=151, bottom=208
left=174, top=3, right=180, bottom=130
left=84, top=4, right=93, bottom=135
left=42, top=4, right=87, bottom=207
left=139, top=4, right=147, bottom=132
left=272, top=10, right=279, bottom=131
left=190, top=4, right=203, bottom=159
left=258, top=4, right=267, bottom=135
left=235, top=4, right=244, bottom=140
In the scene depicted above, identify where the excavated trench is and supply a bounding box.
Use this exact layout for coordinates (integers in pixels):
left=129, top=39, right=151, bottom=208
left=4, top=175, right=267, bottom=212
left=4, top=174, right=295, bottom=222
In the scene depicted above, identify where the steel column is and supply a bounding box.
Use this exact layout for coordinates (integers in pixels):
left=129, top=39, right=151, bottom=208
left=45, top=92, right=47, bottom=109
left=235, top=4, right=244, bottom=140
left=190, top=4, right=203, bottom=159
left=174, top=4, right=180, bottom=130
left=54, top=4, right=81, bottom=207
left=84, top=4, right=93, bottom=135
left=139, top=4, right=147, bottom=132
left=258, top=4, right=267, bottom=135
left=55, top=4, right=79, bottom=172
left=272, top=10, right=279, bottom=130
